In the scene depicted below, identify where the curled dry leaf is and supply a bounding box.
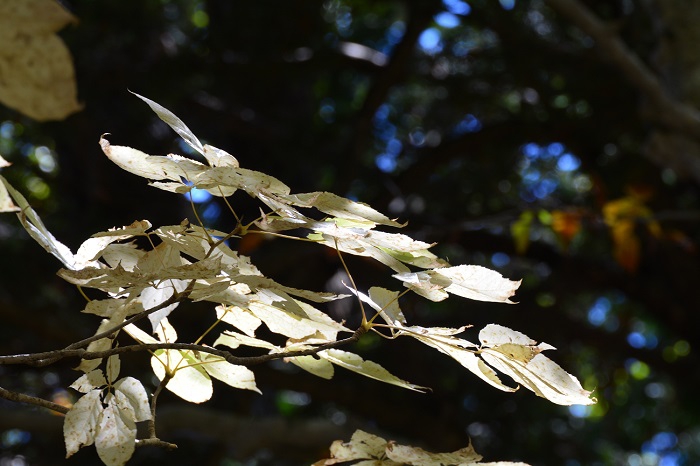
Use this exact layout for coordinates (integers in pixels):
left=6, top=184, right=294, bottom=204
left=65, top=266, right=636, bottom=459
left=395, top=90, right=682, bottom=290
left=314, top=429, right=531, bottom=466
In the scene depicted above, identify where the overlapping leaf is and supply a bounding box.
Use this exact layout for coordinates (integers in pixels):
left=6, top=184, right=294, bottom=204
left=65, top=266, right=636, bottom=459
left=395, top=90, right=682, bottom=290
left=313, top=429, right=530, bottom=466
left=64, top=367, right=150, bottom=466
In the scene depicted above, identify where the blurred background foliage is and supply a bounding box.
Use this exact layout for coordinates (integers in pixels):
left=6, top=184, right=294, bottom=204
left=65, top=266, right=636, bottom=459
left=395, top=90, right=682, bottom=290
left=1, top=0, right=699, bottom=465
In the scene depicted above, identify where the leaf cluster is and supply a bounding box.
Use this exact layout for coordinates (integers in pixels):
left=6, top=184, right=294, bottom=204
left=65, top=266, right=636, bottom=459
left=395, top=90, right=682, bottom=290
left=0, top=94, right=594, bottom=465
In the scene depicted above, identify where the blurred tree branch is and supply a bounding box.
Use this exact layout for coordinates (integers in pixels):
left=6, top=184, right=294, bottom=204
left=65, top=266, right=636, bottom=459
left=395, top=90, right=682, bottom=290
left=545, top=0, right=700, bottom=183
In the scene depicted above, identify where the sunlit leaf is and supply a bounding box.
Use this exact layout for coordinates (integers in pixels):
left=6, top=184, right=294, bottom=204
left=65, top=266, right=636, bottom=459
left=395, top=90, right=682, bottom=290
left=319, top=349, right=428, bottom=392
left=64, top=389, right=102, bottom=458
left=113, top=377, right=151, bottom=422
left=0, top=175, right=75, bottom=268
left=129, top=91, right=204, bottom=155
left=70, top=370, right=107, bottom=394
left=105, top=355, right=120, bottom=384
left=199, top=352, right=261, bottom=393
left=94, top=394, right=136, bottom=466
left=395, top=265, right=520, bottom=303
left=478, top=324, right=596, bottom=405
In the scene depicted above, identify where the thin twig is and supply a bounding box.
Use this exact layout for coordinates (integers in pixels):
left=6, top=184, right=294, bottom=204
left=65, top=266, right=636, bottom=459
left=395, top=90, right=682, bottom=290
left=0, top=386, right=69, bottom=415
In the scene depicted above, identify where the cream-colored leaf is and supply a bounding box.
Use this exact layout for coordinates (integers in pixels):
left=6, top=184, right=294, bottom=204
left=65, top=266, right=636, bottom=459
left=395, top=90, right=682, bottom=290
left=143, top=279, right=188, bottom=331
left=282, top=192, right=403, bottom=227
left=402, top=327, right=516, bottom=393
left=113, top=377, right=151, bottom=422
left=199, top=353, right=261, bottom=393
left=437, top=265, right=521, bottom=303
left=83, top=299, right=144, bottom=318
left=101, top=243, right=143, bottom=271
left=320, top=349, right=427, bottom=392
left=123, top=323, right=158, bottom=345
left=385, top=441, right=481, bottom=465
left=288, top=354, right=335, bottom=379
left=70, top=370, right=107, bottom=393
left=94, top=395, right=136, bottom=466
left=150, top=349, right=212, bottom=403
left=99, top=136, right=206, bottom=184
left=77, top=319, right=115, bottom=373
left=203, top=144, right=239, bottom=167
left=0, top=173, right=19, bottom=212
left=195, top=165, right=290, bottom=196
left=64, top=389, right=102, bottom=458
left=0, top=154, right=10, bottom=168
left=106, top=355, right=120, bottom=384
left=216, top=305, right=262, bottom=337
left=0, top=1, right=80, bottom=121
left=130, top=91, right=204, bottom=155
left=395, top=265, right=521, bottom=304
left=480, top=350, right=595, bottom=406
left=1, top=175, right=75, bottom=268
left=393, top=270, right=450, bottom=302
left=213, top=330, right=277, bottom=350
left=328, top=430, right=387, bottom=461
left=477, top=325, right=595, bottom=405
left=479, top=324, right=537, bottom=347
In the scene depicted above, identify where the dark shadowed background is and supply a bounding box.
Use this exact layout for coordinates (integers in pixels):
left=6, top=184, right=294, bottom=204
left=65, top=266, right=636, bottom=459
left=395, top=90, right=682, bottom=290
left=1, top=0, right=699, bottom=465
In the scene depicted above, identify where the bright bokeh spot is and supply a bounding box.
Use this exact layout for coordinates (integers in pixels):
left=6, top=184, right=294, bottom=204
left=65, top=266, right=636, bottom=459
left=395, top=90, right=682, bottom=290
left=443, top=0, right=471, bottom=15
left=418, top=28, right=443, bottom=54
left=626, top=359, right=650, bottom=380
left=435, top=12, right=461, bottom=28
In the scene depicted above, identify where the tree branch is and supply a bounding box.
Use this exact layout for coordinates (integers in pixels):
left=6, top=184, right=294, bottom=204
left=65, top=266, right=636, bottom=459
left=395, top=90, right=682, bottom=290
left=544, top=0, right=700, bottom=141
left=0, top=386, right=69, bottom=414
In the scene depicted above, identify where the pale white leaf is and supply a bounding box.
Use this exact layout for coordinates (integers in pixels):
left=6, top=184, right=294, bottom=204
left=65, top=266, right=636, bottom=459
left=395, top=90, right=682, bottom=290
left=199, top=353, right=261, bottom=393
left=150, top=349, right=212, bottom=403
left=480, top=350, right=595, bottom=406
left=385, top=441, right=481, bottom=465
left=143, top=279, right=188, bottom=331
left=83, top=299, right=144, bottom=318
left=328, top=429, right=387, bottom=461
left=123, top=323, right=158, bottom=345
left=99, top=136, right=206, bottom=185
left=203, top=144, right=239, bottom=167
left=320, top=349, right=427, bottom=392
left=64, top=389, right=102, bottom=458
left=77, top=319, right=115, bottom=373
left=478, top=325, right=595, bottom=405
left=0, top=174, right=19, bottom=212
left=395, top=265, right=521, bottom=304
left=404, top=327, right=515, bottom=393
left=0, top=175, right=75, bottom=268
left=95, top=395, right=136, bottom=466
left=368, top=287, right=405, bottom=325
left=101, top=243, right=143, bottom=271
left=70, top=370, right=107, bottom=393
left=288, top=354, right=334, bottom=379
left=113, top=377, right=151, bottom=422
left=216, top=305, right=262, bottom=337
left=479, top=324, right=537, bottom=347
left=194, top=165, right=290, bottom=196
left=0, top=154, right=10, bottom=167
left=282, top=192, right=403, bottom=227
left=75, top=220, right=151, bottom=268
left=437, top=265, right=521, bottom=303
left=213, top=330, right=276, bottom=350
left=106, top=355, right=120, bottom=384
left=130, top=91, right=204, bottom=155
